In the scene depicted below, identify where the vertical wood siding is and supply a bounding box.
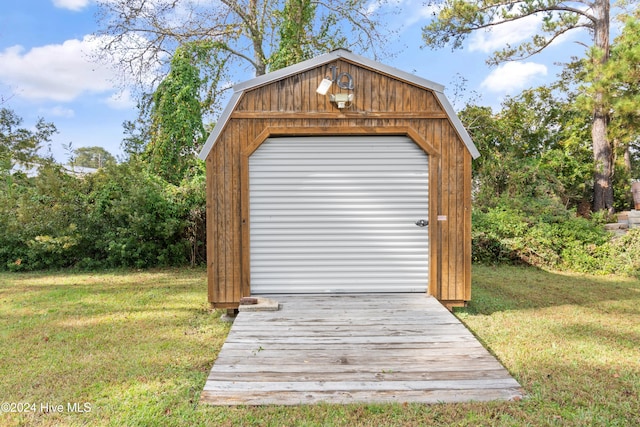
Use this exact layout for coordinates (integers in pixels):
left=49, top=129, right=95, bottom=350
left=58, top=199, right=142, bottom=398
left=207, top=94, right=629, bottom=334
left=206, top=59, right=473, bottom=307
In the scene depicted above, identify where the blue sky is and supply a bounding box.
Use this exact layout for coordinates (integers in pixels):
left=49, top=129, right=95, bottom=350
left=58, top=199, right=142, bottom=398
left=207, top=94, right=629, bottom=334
left=0, top=0, right=594, bottom=163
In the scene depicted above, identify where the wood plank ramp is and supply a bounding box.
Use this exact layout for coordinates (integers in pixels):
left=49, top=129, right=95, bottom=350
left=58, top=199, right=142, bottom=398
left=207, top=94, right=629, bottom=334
left=201, top=294, right=523, bottom=405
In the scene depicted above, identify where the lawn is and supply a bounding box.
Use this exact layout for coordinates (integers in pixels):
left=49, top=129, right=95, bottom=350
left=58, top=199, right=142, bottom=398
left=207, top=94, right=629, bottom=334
left=0, top=265, right=638, bottom=426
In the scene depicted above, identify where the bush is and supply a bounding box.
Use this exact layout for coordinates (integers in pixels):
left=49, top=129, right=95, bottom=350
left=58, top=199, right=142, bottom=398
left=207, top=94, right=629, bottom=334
left=592, top=228, right=640, bottom=277
left=472, top=196, right=640, bottom=277
left=0, top=160, right=207, bottom=271
left=471, top=198, right=616, bottom=274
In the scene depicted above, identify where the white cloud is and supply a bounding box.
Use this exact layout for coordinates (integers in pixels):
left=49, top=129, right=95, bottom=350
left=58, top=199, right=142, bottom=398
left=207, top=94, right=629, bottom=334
left=481, top=61, right=548, bottom=93
left=365, top=0, right=382, bottom=15
left=469, top=14, right=542, bottom=53
left=409, top=5, right=442, bottom=26
left=52, top=0, right=91, bottom=11
left=41, top=106, right=76, bottom=118
left=105, top=88, right=137, bottom=110
left=393, top=0, right=442, bottom=27
left=0, top=35, right=119, bottom=102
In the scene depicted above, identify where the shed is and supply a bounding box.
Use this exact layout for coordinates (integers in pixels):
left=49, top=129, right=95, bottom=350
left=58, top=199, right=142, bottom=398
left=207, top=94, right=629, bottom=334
left=198, top=49, right=480, bottom=310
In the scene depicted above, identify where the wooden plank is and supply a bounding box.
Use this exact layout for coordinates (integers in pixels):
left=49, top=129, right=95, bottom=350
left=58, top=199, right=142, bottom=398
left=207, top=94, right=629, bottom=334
left=463, top=150, right=472, bottom=300
left=228, top=320, right=465, bottom=328
left=213, top=142, right=226, bottom=302
left=204, top=379, right=521, bottom=393
left=218, top=341, right=487, bottom=351
left=216, top=360, right=508, bottom=372
left=240, top=149, right=251, bottom=297
left=236, top=307, right=458, bottom=317
left=201, top=388, right=523, bottom=406
left=230, top=111, right=449, bottom=119
left=208, top=361, right=510, bottom=375
left=205, top=154, right=216, bottom=304
left=208, top=369, right=513, bottom=383
left=225, top=325, right=473, bottom=337
left=201, top=389, right=520, bottom=406
left=216, top=346, right=491, bottom=358
left=222, top=335, right=479, bottom=345
left=213, top=346, right=498, bottom=359
left=371, top=70, right=381, bottom=112
left=231, top=121, right=241, bottom=302
left=428, top=121, right=440, bottom=300
left=448, top=124, right=459, bottom=300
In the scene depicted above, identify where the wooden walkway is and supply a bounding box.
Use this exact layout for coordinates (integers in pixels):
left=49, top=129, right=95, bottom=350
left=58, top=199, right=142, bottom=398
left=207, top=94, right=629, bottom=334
left=201, top=294, right=523, bottom=405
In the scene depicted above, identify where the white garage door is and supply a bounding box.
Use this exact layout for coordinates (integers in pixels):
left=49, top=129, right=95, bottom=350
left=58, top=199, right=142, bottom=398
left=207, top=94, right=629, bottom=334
left=249, top=136, right=429, bottom=293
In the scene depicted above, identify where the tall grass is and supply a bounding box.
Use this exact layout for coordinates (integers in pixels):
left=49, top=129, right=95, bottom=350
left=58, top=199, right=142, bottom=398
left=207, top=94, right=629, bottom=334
left=1, top=266, right=638, bottom=426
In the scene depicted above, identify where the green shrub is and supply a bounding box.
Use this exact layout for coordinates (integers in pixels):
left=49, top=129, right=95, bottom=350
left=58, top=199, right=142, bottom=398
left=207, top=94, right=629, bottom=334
left=595, top=228, right=640, bottom=277
left=472, top=199, right=614, bottom=274
left=471, top=207, right=527, bottom=264
left=0, top=160, right=207, bottom=271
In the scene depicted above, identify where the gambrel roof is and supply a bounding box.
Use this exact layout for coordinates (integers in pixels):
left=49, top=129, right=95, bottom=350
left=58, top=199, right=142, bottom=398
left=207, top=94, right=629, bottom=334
left=198, top=49, right=479, bottom=160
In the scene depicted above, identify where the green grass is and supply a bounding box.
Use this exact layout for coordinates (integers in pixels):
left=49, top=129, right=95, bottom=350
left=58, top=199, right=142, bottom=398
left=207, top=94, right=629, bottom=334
left=1, top=265, right=638, bottom=426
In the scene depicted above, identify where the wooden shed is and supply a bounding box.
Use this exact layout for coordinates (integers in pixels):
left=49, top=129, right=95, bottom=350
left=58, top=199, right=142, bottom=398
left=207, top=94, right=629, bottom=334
left=198, top=49, right=480, bottom=310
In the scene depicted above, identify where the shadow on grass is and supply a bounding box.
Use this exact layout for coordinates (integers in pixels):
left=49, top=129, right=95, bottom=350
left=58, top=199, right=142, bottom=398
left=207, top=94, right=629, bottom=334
left=463, top=264, right=640, bottom=315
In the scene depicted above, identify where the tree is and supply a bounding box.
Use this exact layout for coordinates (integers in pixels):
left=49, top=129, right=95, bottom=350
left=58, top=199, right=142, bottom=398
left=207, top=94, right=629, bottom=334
left=423, top=0, right=624, bottom=212
left=73, top=146, right=116, bottom=169
left=602, top=10, right=640, bottom=181
left=460, top=85, right=592, bottom=210
left=95, top=0, right=393, bottom=100
left=144, top=42, right=211, bottom=184
left=0, top=108, right=56, bottom=175
left=606, top=10, right=640, bottom=207
left=121, top=94, right=153, bottom=159
left=269, top=0, right=336, bottom=71
left=574, top=8, right=640, bottom=210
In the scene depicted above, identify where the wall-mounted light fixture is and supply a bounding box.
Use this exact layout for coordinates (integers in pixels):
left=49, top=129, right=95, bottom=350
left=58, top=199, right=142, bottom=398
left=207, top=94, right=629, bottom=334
left=316, top=78, right=333, bottom=96
left=329, top=93, right=353, bottom=109
left=316, top=66, right=354, bottom=109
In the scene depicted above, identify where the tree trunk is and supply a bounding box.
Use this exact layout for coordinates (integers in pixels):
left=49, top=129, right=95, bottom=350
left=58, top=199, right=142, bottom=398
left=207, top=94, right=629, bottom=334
left=591, top=0, right=613, bottom=213
left=592, top=109, right=613, bottom=212
left=249, top=0, right=267, bottom=76
left=623, top=144, right=632, bottom=174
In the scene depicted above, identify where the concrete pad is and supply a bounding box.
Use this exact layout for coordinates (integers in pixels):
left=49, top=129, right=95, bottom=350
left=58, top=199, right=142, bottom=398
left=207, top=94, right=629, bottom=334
left=238, top=297, right=280, bottom=312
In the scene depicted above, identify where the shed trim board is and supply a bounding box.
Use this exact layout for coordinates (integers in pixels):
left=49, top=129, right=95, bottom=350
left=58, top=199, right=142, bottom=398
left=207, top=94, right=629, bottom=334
left=247, top=135, right=430, bottom=294
left=241, top=127, right=440, bottom=297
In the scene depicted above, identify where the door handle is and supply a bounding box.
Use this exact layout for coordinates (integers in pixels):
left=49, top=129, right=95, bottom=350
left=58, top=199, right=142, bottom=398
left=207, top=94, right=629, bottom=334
left=415, top=219, right=428, bottom=227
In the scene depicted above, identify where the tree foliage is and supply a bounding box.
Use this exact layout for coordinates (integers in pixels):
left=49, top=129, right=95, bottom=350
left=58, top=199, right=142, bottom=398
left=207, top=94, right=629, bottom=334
left=423, top=0, right=603, bottom=65
left=144, top=42, right=214, bottom=184
left=96, top=0, right=393, bottom=92
left=73, top=146, right=116, bottom=169
left=269, top=0, right=337, bottom=71
left=605, top=9, right=640, bottom=148
left=461, top=85, right=593, bottom=211
left=0, top=108, right=56, bottom=175
left=423, top=0, right=628, bottom=212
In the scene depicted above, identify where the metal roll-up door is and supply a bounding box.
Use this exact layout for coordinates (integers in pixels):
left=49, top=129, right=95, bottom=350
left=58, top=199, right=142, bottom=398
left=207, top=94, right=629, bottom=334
left=249, top=135, right=429, bottom=293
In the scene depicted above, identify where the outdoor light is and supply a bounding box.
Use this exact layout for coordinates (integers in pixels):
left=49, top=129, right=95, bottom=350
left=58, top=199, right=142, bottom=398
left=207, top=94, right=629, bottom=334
left=330, top=93, right=353, bottom=109
left=316, top=78, right=333, bottom=95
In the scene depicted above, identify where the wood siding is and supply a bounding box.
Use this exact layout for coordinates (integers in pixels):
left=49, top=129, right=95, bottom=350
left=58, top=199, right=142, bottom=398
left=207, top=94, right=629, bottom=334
left=205, top=59, right=473, bottom=307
